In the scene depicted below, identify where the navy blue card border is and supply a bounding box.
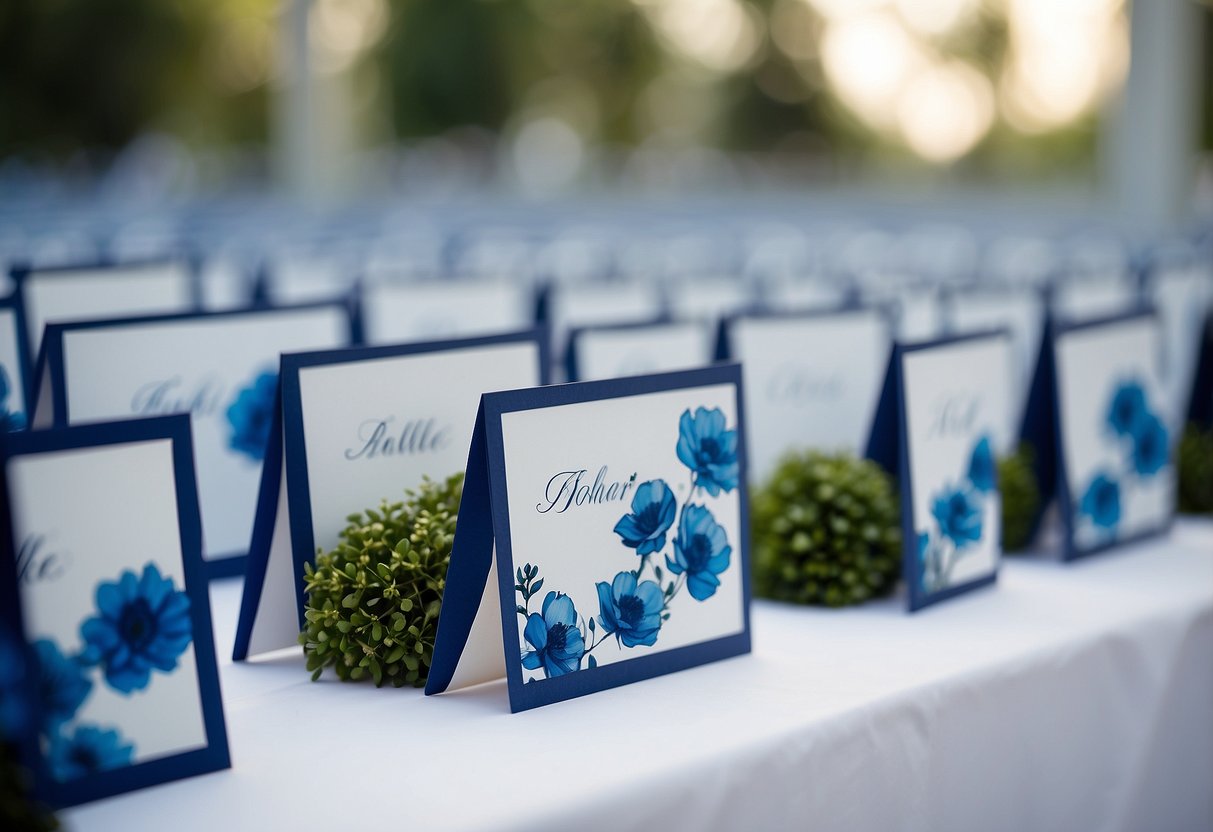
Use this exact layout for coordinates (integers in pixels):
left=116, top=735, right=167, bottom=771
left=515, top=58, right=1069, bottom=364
left=874, top=329, right=1009, bottom=612
left=279, top=328, right=550, bottom=631
left=0, top=292, right=35, bottom=422
left=38, top=301, right=354, bottom=575
left=0, top=414, right=230, bottom=808
left=1049, top=307, right=1173, bottom=561
left=483, top=363, right=752, bottom=712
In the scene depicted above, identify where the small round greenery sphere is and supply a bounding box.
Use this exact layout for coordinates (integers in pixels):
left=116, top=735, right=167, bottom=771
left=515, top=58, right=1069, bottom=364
left=1178, top=423, right=1213, bottom=515
left=753, top=450, right=901, bottom=608
left=999, top=442, right=1040, bottom=552
left=299, top=473, right=463, bottom=688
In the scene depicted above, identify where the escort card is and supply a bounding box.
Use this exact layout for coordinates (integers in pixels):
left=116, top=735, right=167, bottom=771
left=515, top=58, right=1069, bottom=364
left=1148, top=263, right=1213, bottom=434
left=546, top=281, right=664, bottom=356
left=867, top=331, right=1013, bottom=611
left=721, top=308, right=891, bottom=482
left=360, top=279, right=535, bottom=346
left=566, top=319, right=714, bottom=382
left=664, top=277, right=753, bottom=323
left=1, top=416, right=229, bottom=807
left=36, top=304, right=352, bottom=576
left=1027, top=311, right=1175, bottom=559
left=233, top=330, right=547, bottom=660
left=0, top=295, right=32, bottom=431
left=12, top=260, right=196, bottom=357
left=427, top=365, right=751, bottom=712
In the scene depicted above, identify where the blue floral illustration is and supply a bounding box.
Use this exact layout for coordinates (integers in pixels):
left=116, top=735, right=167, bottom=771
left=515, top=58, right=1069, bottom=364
left=613, top=479, right=676, bottom=556
left=0, top=628, right=30, bottom=740
left=33, top=639, right=92, bottom=730
left=967, top=435, right=996, bottom=493
left=47, top=724, right=135, bottom=781
left=226, top=369, right=277, bottom=461
left=1128, top=412, right=1169, bottom=478
left=80, top=564, right=193, bottom=694
left=1079, top=472, right=1121, bottom=531
left=1106, top=380, right=1148, bottom=437
left=521, top=592, right=585, bottom=678
left=676, top=406, right=739, bottom=496
left=931, top=484, right=984, bottom=551
left=667, top=503, right=732, bottom=601
left=596, top=572, right=664, bottom=648
left=0, top=365, right=26, bottom=432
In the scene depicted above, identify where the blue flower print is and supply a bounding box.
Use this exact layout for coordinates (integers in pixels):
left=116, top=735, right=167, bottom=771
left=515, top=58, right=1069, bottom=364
left=33, top=639, right=92, bottom=730
left=667, top=504, right=732, bottom=601
left=1080, top=472, right=1121, bottom=530
left=931, top=484, right=984, bottom=550
left=676, top=406, right=739, bottom=497
left=80, top=564, right=193, bottom=694
left=1106, top=380, right=1148, bottom=437
left=596, top=571, right=663, bottom=648
left=226, top=369, right=277, bottom=461
left=0, top=628, right=30, bottom=740
left=1129, top=412, right=1169, bottom=477
left=0, top=365, right=25, bottom=432
left=967, top=435, right=996, bottom=493
left=613, top=479, right=676, bottom=556
left=47, top=724, right=134, bottom=781
left=521, top=592, right=585, bottom=678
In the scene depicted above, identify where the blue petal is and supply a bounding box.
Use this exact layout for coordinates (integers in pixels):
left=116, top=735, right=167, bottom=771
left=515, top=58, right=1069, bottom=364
left=523, top=613, right=548, bottom=651
left=611, top=570, right=638, bottom=599
left=595, top=582, right=618, bottom=632
left=544, top=593, right=578, bottom=628
left=687, top=571, right=721, bottom=601
left=521, top=650, right=542, bottom=670
left=634, top=580, right=664, bottom=613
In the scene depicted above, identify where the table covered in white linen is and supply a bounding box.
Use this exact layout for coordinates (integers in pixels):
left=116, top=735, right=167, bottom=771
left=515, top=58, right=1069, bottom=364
left=65, top=519, right=1213, bottom=832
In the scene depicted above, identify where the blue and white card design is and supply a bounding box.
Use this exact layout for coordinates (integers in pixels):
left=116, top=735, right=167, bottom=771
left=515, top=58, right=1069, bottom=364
left=546, top=281, right=664, bottom=356
left=37, top=305, right=352, bottom=575
left=12, top=260, right=196, bottom=357
left=234, top=330, right=547, bottom=660
left=1148, top=264, right=1213, bottom=433
left=427, top=365, right=751, bottom=712
left=1051, top=312, right=1174, bottom=558
left=721, top=308, right=890, bottom=482
left=566, top=319, right=713, bottom=382
left=868, top=331, right=1012, bottom=611
left=1, top=416, right=228, bottom=807
left=0, top=295, right=32, bottom=431
left=360, top=279, right=535, bottom=345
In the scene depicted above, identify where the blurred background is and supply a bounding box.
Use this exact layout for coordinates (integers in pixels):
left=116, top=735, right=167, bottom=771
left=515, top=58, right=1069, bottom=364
left=0, top=0, right=1209, bottom=226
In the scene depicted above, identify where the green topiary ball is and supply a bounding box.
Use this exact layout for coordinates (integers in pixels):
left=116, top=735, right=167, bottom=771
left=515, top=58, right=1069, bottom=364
left=752, top=450, right=901, bottom=607
left=999, top=442, right=1040, bottom=552
left=299, top=473, right=463, bottom=688
left=1178, top=423, right=1213, bottom=515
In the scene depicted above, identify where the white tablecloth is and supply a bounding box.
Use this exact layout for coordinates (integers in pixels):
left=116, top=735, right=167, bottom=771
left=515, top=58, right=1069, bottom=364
left=65, top=520, right=1213, bottom=832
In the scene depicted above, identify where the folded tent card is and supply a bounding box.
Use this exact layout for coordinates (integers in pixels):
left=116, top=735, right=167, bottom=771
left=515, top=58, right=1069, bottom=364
left=867, top=330, right=1014, bottom=611
left=11, top=260, right=196, bottom=359
left=0, top=294, right=33, bottom=431
left=1022, top=310, right=1175, bottom=560
left=0, top=415, right=229, bottom=807
left=427, top=364, right=752, bottom=712
left=33, top=303, right=353, bottom=576
left=233, top=329, right=548, bottom=660
left=565, top=318, right=715, bottom=382
left=359, top=278, right=536, bottom=346
left=719, top=307, right=892, bottom=482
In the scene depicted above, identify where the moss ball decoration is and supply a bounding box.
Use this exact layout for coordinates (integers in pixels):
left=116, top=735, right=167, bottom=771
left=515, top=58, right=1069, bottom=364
left=1178, top=423, right=1213, bottom=515
left=0, top=749, right=57, bottom=832
left=299, top=473, right=463, bottom=688
left=752, top=450, right=901, bottom=607
left=999, top=442, right=1041, bottom=552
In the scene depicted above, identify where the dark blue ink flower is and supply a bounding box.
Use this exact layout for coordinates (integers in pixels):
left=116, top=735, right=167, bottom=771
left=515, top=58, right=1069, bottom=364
left=0, top=628, right=30, bottom=740
left=226, top=369, right=277, bottom=461
left=967, top=435, right=997, bottom=493
left=521, top=592, right=584, bottom=678
left=1080, top=472, right=1121, bottom=530
left=596, top=571, right=663, bottom=648
left=0, top=365, right=26, bottom=432
left=47, top=724, right=134, bottom=781
left=1106, top=380, right=1148, bottom=437
left=80, top=564, right=193, bottom=694
left=931, top=484, right=984, bottom=550
left=613, top=479, right=676, bottom=556
left=676, top=406, right=739, bottom=497
left=33, top=639, right=92, bottom=730
left=667, top=504, right=732, bottom=601
left=1129, top=412, right=1170, bottom=477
